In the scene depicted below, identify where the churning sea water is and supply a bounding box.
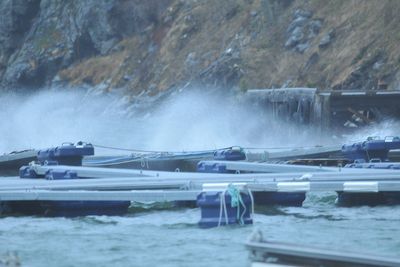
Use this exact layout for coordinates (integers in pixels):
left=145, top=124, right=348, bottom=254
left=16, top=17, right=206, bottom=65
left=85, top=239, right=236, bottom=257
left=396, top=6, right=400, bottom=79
left=1, top=191, right=400, bottom=267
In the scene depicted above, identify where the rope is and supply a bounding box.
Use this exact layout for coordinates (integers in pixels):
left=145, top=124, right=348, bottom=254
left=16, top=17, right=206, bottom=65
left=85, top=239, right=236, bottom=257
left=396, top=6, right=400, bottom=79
left=226, top=184, right=244, bottom=224
left=243, top=145, right=338, bottom=150
left=91, top=142, right=349, bottom=154
left=217, top=184, right=253, bottom=227
left=247, top=187, right=255, bottom=220
left=218, top=190, right=229, bottom=227
left=91, top=143, right=231, bottom=154
left=90, top=139, right=389, bottom=160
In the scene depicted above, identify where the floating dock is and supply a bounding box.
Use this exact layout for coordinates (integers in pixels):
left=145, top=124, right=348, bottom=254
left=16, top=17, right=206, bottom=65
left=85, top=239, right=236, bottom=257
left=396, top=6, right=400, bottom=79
left=246, top=231, right=400, bottom=267
left=2, top=140, right=400, bottom=220
left=2, top=163, right=400, bottom=200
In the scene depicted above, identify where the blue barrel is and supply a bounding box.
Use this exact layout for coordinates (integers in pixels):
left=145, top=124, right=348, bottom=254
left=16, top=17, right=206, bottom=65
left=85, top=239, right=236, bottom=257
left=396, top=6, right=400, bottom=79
left=341, top=143, right=366, bottom=161
left=37, top=148, right=56, bottom=163
left=384, top=137, right=400, bottom=150
left=361, top=136, right=400, bottom=151
left=197, top=162, right=228, bottom=173
left=342, top=139, right=392, bottom=162
left=197, top=191, right=253, bottom=228
left=37, top=142, right=94, bottom=166
left=362, top=140, right=386, bottom=150
left=213, top=147, right=246, bottom=161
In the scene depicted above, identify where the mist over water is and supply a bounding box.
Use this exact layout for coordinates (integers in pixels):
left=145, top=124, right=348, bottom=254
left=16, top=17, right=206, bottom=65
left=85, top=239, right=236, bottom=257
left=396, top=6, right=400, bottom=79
left=343, top=119, right=400, bottom=143
left=1, top=87, right=391, bottom=153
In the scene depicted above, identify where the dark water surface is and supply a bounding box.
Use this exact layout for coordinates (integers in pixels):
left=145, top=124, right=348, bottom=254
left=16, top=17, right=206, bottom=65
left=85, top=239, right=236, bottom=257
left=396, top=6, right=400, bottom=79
left=1, top=192, right=400, bottom=267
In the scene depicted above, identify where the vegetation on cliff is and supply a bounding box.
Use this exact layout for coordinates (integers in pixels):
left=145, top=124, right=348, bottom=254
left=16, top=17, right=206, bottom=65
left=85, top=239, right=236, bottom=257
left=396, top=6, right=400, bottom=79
left=1, top=0, right=400, bottom=96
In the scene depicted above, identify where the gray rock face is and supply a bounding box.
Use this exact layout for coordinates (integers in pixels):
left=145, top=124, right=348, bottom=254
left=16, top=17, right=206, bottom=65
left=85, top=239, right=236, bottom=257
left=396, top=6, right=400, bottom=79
left=0, top=0, right=172, bottom=89
left=294, top=9, right=312, bottom=19
left=308, top=19, right=322, bottom=37
left=0, top=0, right=41, bottom=75
left=286, top=16, right=308, bottom=33
left=284, top=9, right=323, bottom=53
left=319, top=29, right=336, bottom=48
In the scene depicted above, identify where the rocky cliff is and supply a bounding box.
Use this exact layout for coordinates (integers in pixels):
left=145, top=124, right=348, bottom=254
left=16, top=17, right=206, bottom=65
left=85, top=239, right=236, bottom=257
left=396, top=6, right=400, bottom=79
left=1, top=0, right=400, bottom=96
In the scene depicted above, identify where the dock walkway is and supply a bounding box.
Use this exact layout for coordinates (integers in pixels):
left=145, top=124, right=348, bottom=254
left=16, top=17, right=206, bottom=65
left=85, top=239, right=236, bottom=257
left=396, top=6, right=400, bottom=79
left=1, top=163, right=400, bottom=202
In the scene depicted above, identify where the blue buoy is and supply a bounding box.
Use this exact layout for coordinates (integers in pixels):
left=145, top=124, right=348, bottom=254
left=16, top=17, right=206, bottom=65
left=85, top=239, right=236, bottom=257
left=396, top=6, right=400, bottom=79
left=197, top=185, right=253, bottom=228
left=213, top=147, right=246, bottom=161
left=15, top=163, right=131, bottom=216
left=341, top=143, right=366, bottom=161
left=341, top=136, right=400, bottom=162
left=37, top=142, right=94, bottom=166
left=197, top=162, right=228, bottom=173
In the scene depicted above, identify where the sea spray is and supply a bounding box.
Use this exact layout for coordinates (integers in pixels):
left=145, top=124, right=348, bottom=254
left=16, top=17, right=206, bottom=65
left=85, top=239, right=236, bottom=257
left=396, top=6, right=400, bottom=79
left=0, top=87, right=352, bottom=153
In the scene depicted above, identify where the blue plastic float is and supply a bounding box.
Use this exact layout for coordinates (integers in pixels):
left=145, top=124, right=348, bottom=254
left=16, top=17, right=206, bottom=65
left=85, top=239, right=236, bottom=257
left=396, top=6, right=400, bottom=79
left=341, top=136, right=400, bottom=162
left=14, top=167, right=131, bottom=216
left=197, top=185, right=253, bottom=228
left=213, top=147, right=246, bottom=161
left=196, top=161, right=305, bottom=206
left=37, top=142, right=94, bottom=166
left=13, top=142, right=130, bottom=216
left=340, top=136, right=400, bottom=206
left=197, top=162, right=229, bottom=173
left=16, top=164, right=131, bottom=216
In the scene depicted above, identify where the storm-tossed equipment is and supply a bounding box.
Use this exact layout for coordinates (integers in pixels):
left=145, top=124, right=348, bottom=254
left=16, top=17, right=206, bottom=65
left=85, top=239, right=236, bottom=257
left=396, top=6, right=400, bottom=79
left=341, top=136, right=400, bottom=162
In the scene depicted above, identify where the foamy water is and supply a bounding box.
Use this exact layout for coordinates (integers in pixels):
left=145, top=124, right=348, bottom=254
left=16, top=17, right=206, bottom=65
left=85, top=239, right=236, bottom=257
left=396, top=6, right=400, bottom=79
left=0, top=88, right=348, bottom=154
left=1, top=192, right=399, bottom=267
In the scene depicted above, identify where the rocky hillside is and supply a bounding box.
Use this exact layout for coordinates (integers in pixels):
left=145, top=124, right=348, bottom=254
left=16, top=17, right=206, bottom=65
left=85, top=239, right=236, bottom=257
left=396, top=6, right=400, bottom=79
left=1, top=0, right=400, bottom=96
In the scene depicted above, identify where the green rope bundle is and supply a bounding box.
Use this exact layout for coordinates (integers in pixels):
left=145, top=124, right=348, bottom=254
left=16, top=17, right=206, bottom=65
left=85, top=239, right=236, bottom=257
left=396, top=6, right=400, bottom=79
left=226, top=184, right=246, bottom=225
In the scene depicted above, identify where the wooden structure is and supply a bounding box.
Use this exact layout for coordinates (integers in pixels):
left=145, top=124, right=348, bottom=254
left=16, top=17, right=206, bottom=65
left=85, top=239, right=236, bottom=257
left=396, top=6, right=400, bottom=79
left=246, top=88, right=400, bottom=133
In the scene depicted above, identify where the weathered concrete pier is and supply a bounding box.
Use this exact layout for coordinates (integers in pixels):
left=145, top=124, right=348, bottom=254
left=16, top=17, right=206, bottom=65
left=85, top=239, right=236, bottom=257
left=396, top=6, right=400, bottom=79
left=246, top=88, right=400, bottom=132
